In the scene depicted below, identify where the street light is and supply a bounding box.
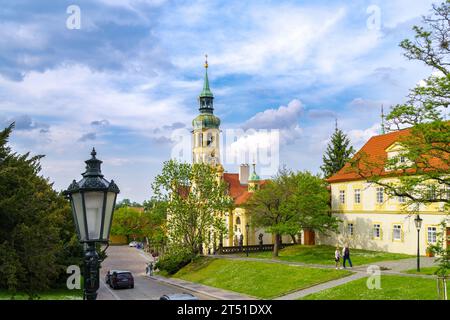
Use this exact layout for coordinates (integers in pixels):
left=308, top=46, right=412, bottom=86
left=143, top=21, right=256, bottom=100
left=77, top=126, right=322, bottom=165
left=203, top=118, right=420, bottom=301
left=65, top=148, right=120, bottom=300
left=245, top=223, right=250, bottom=257
left=414, top=214, right=423, bottom=272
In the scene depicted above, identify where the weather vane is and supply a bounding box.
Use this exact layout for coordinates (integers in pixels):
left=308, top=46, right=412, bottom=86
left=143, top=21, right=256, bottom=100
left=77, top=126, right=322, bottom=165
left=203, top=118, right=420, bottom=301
left=205, top=54, right=208, bottom=69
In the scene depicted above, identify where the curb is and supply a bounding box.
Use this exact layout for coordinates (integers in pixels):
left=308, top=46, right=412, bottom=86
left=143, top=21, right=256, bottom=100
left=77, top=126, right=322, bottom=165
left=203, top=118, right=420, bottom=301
left=148, top=275, right=257, bottom=300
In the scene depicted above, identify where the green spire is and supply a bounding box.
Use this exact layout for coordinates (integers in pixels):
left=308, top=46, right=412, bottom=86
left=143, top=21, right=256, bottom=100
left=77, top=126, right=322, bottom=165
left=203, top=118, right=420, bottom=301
left=249, top=163, right=260, bottom=181
left=199, top=54, right=214, bottom=98
left=198, top=54, right=214, bottom=114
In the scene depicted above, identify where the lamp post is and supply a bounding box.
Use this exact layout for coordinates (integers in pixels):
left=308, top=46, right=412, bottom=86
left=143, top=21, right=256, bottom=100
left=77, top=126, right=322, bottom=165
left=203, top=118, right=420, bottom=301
left=65, top=148, right=120, bottom=300
left=245, top=223, right=250, bottom=257
left=414, top=214, right=423, bottom=272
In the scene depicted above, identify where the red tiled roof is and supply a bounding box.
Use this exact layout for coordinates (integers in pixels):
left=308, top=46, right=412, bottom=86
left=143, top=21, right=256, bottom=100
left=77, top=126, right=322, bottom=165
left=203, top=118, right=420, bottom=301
left=223, top=173, right=267, bottom=206
left=327, top=126, right=448, bottom=183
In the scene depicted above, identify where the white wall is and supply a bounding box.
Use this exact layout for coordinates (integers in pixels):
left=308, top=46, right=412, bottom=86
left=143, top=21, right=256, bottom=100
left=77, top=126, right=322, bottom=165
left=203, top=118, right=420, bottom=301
left=317, top=212, right=448, bottom=255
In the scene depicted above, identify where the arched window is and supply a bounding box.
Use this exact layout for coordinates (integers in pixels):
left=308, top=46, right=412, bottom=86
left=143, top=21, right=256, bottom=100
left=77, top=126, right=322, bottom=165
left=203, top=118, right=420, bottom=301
left=207, top=132, right=213, bottom=146
left=236, top=217, right=241, bottom=225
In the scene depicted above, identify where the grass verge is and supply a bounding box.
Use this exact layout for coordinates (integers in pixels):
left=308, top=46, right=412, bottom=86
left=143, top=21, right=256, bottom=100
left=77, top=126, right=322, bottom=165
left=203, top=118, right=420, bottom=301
left=173, top=257, right=351, bottom=299
left=301, top=275, right=447, bottom=300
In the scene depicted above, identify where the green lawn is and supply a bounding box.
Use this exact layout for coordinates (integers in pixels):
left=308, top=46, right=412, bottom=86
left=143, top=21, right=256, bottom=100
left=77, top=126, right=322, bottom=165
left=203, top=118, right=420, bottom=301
left=404, top=266, right=439, bottom=275
left=0, top=289, right=82, bottom=300
left=173, top=257, right=352, bottom=299
left=302, top=275, right=447, bottom=300
left=240, top=245, right=412, bottom=266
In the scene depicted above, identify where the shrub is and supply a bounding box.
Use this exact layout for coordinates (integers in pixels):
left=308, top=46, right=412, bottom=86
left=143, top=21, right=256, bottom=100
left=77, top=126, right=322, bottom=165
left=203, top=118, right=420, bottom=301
left=155, top=247, right=195, bottom=275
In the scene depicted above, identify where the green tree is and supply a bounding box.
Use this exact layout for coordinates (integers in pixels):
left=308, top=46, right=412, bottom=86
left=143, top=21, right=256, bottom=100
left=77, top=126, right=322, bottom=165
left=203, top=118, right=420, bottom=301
left=245, top=169, right=338, bottom=257
left=110, top=206, right=150, bottom=242
left=0, top=124, right=82, bottom=296
left=321, top=124, right=355, bottom=179
left=152, top=160, right=232, bottom=256
left=352, top=1, right=449, bottom=208
left=351, top=1, right=449, bottom=279
left=115, top=198, right=142, bottom=209
left=143, top=199, right=168, bottom=252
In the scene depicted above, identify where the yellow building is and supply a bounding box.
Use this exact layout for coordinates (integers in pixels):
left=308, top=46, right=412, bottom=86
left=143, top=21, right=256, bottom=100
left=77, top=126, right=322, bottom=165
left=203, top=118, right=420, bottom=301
left=317, top=129, right=449, bottom=255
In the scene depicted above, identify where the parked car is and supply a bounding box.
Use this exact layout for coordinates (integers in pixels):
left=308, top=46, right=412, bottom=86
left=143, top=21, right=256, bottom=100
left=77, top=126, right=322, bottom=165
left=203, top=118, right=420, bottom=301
left=129, top=241, right=138, bottom=247
left=160, top=293, right=198, bottom=300
left=106, top=270, right=134, bottom=289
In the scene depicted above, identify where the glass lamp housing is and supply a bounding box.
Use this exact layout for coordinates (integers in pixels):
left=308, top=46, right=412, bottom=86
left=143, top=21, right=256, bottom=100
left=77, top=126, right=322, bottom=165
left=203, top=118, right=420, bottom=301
left=65, top=148, right=120, bottom=243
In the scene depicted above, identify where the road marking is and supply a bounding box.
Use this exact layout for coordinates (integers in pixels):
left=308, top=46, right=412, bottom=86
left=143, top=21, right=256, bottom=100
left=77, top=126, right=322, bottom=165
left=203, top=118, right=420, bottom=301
left=99, top=279, right=121, bottom=300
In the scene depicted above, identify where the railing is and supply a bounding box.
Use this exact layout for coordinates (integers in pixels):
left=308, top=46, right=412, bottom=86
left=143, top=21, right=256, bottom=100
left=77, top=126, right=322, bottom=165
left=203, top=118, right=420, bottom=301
left=219, top=243, right=294, bottom=254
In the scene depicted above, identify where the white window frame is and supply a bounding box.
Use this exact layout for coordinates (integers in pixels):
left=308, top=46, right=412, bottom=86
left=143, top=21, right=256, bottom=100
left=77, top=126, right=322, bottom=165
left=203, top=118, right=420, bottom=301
left=339, top=190, right=345, bottom=204
left=427, top=226, right=437, bottom=244
left=373, top=224, right=381, bottom=239
left=354, top=189, right=361, bottom=204
left=347, top=223, right=354, bottom=236
left=398, top=195, right=406, bottom=203
left=393, top=224, right=402, bottom=241
left=376, top=187, right=384, bottom=204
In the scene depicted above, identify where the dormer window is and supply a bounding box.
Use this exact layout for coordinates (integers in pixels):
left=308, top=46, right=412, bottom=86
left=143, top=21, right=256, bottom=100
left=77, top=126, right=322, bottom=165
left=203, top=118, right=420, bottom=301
left=385, top=143, right=411, bottom=171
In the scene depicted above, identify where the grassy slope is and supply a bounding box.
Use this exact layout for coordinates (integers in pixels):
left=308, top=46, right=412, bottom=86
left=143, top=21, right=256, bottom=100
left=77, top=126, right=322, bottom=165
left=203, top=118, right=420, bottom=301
left=242, top=245, right=412, bottom=266
left=0, top=289, right=83, bottom=300
left=302, top=275, right=447, bottom=300
left=173, top=257, right=351, bottom=299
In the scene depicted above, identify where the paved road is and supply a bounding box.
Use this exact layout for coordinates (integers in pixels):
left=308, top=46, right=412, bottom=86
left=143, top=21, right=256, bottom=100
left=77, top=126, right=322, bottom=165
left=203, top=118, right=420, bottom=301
left=97, top=245, right=214, bottom=300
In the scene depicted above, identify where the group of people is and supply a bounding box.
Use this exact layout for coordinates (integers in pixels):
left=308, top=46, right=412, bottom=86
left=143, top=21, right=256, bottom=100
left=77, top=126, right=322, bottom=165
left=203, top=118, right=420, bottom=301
left=334, top=245, right=352, bottom=269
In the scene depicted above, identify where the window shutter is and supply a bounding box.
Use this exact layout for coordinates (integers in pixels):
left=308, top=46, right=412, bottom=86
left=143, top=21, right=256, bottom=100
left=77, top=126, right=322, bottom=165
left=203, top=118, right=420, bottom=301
left=380, top=228, right=383, bottom=240
left=401, top=229, right=405, bottom=242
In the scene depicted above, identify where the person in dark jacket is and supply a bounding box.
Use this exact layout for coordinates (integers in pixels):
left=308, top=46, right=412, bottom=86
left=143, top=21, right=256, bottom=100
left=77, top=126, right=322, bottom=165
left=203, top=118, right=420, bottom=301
left=342, top=245, right=353, bottom=268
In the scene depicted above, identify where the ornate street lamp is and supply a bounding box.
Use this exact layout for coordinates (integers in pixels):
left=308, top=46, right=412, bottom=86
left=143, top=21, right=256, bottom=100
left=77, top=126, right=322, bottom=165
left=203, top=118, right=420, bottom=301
left=245, top=223, right=250, bottom=257
left=65, top=148, right=120, bottom=300
left=414, top=214, right=423, bottom=272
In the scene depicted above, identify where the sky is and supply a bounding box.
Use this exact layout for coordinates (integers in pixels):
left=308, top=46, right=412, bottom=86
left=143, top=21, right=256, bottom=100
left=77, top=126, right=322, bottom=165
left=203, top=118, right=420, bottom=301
left=0, top=0, right=440, bottom=202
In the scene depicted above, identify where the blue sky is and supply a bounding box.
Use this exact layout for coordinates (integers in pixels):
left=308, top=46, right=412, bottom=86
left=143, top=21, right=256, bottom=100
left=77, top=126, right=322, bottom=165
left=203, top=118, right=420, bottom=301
left=0, top=0, right=438, bottom=202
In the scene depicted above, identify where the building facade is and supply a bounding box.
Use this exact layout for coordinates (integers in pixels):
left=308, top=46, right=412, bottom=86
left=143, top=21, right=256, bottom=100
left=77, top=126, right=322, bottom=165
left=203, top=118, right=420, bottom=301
left=317, top=129, right=449, bottom=255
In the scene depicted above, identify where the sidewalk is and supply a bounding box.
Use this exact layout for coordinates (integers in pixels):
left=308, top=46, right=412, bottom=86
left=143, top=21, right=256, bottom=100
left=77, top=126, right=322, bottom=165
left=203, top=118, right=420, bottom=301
left=275, top=272, right=367, bottom=300
left=149, top=275, right=257, bottom=300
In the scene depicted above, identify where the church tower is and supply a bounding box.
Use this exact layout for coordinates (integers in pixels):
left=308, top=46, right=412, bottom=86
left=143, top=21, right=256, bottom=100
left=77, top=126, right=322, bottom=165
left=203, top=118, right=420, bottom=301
left=192, top=55, right=221, bottom=165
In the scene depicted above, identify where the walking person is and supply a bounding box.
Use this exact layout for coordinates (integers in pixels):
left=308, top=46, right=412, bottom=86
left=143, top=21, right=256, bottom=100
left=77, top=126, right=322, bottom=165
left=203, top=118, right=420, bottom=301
left=334, top=246, right=341, bottom=269
left=342, top=245, right=353, bottom=268
left=148, top=261, right=154, bottom=276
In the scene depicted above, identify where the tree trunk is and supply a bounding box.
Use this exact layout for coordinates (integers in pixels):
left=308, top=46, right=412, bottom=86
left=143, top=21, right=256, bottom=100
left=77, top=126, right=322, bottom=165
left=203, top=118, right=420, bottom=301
left=290, top=234, right=297, bottom=244
left=273, top=234, right=280, bottom=257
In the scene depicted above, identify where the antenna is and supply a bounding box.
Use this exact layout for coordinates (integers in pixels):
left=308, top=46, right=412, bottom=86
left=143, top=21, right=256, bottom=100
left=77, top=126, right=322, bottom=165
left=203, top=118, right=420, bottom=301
left=381, top=105, right=385, bottom=134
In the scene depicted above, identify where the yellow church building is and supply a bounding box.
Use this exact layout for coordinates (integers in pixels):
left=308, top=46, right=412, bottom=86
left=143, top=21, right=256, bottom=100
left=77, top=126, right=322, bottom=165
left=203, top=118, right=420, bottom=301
left=317, top=129, right=449, bottom=255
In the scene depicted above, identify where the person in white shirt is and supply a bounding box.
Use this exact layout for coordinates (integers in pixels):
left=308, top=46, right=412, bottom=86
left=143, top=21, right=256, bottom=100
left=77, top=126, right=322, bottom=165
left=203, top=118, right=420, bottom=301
left=334, top=246, right=341, bottom=269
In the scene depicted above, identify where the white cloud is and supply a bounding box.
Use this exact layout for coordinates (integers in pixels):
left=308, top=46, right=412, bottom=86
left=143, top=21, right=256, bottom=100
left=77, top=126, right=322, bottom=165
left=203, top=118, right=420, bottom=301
left=243, top=99, right=303, bottom=130
left=348, top=123, right=381, bottom=147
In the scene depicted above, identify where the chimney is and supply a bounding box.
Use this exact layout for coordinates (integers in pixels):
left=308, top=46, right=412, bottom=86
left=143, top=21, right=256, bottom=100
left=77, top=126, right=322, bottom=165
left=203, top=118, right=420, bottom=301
left=239, top=164, right=249, bottom=185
